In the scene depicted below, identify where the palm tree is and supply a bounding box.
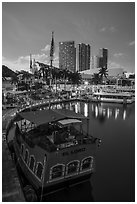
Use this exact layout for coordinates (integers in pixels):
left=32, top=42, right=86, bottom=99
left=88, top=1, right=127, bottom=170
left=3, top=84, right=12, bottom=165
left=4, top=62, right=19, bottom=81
left=98, top=66, right=108, bottom=84
left=69, top=71, right=82, bottom=87
left=58, top=66, right=69, bottom=90
left=92, top=73, right=101, bottom=85
left=36, top=62, right=50, bottom=84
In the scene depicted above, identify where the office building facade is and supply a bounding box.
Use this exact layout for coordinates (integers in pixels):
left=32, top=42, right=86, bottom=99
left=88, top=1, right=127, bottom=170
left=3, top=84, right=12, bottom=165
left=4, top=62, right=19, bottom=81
left=98, top=48, right=108, bottom=69
left=77, top=43, right=90, bottom=71
left=59, top=41, right=76, bottom=72
left=91, top=55, right=99, bottom=69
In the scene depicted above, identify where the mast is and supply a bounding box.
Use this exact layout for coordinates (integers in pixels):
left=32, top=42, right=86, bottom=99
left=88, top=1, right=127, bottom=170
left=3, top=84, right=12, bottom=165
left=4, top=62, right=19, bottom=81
left=49, top=31, right=55, bottom=88
left=30, top=54, right=33, bottom=91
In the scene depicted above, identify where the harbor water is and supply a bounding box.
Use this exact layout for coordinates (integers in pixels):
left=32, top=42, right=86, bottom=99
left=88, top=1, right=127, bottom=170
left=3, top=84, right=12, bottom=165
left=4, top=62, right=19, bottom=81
left=44, top=101, right=135, bottom=202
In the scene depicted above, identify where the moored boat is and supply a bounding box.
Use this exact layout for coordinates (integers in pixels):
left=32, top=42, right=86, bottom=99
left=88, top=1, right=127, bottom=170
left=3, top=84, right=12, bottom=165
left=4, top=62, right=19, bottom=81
left=92, top=91, right=134, bottom=104
left=6, top=108, right=100, bottom=200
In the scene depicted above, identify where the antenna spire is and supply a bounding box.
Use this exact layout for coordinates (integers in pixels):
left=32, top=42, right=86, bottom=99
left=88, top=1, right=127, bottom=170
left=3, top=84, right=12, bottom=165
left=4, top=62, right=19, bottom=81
left=50, top=31, right=55, bottom=59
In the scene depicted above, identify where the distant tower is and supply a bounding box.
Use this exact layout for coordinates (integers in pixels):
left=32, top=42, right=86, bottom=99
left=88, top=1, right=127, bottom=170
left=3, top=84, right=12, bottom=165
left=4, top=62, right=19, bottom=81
left=98, top=48, right=108, bottom=69
left=30, top=54, right=33, bottom=73
left=59, top=41, right=76, bottom=72
left=91, top=55, right=99, bottom=69
left=77, top=43, right=90, bottom=71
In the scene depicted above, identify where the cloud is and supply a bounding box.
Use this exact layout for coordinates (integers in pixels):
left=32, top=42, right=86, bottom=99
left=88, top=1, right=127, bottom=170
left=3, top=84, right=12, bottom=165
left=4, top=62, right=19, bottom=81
left=108, top=60, right=125, bottom=69
left=113, top=53, right=126, bottom=57
left=2, top=52, right=59, bottom=72
left=99, top=27, right=107, bottom=32
left=2, top=56, right=29, bottom=72
left=109, top=26, right=116, bottom=32
left=99, top=26, right=117, bottom=33
left=129, top=41, right=135, bottom=46
left=41, top=44, right=50, bottom=52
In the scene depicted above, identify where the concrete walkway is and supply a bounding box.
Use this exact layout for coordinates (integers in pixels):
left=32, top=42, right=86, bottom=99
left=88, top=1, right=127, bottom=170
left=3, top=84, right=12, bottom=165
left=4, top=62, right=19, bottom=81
left=2, top=134, right=25, bottom=202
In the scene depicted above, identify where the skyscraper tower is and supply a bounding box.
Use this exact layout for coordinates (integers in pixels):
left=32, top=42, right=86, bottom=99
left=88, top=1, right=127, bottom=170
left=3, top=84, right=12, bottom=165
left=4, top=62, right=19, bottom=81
left=91, top=55, right=99, bottom=69
left=77, top=43, right=90, bottom=71
left=98, top=48, right=108, bottom=69
left=59, top=41, right=76, bottom=72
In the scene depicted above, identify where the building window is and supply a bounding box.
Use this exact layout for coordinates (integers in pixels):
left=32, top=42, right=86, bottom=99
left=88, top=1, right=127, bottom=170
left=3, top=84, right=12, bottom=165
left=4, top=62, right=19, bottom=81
left=29, top=156, right=35, bottom=172
left=36, top=163, right=43, bottom=180
left=24, top=149, right=29, bottom=164
left=50, top=164, right=64, bottom=180
left=81, top=157, right=93, bottom=171
left=66, top=160, right=80, bottom=175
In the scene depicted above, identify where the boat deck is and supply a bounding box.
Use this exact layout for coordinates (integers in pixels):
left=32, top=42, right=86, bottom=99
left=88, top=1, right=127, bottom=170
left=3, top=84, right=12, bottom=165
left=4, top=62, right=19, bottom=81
left=23, top=125, right=96, bottom=152
left=2, top=133, right=25, bottom=202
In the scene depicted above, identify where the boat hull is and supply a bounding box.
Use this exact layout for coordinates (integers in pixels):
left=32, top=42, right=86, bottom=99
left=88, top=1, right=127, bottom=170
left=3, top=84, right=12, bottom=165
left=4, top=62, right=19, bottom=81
left=96, top=98, right=133, bottom=104
left=17, top=160, right=92, bottom=197
left=92, top=93, right=134, bottom=104
left=13, top=139, right=96, bottom=191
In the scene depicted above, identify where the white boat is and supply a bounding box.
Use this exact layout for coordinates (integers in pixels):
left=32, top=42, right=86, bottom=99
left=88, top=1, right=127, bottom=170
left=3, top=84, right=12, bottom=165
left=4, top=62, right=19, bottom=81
left=92, top=92, right=134, bottom=104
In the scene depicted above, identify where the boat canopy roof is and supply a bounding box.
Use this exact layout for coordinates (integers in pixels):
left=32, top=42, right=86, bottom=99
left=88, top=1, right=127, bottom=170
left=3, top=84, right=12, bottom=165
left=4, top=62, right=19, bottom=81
left=58, top=119, right=82, bottom=126
left=17, top=109, right=87, bottom=126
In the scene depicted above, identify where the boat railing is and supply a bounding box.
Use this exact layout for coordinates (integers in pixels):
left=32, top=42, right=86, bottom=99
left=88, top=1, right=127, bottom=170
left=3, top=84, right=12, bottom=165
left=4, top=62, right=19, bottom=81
left=19, top=124, right=101, bottom=151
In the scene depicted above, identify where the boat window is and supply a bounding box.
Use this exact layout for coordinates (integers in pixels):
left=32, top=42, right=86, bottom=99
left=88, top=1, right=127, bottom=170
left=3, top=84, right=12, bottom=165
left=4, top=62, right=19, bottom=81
left=29, top=156, right=35, bottom=172
left=50, top=164, right=64, bottom=180
left=81, top=157, right=93, bottom=171
left=67, top=160, right=80, bottom=175
left=36, top=163, right=43, bottom=180
left=24, top=149, right=29, bottom=164
left=21, top=144, right=24, bottom=156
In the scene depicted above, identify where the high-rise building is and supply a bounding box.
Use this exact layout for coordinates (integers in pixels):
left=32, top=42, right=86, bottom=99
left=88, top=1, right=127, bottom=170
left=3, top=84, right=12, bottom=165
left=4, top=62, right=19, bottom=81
left=77, top=43, right=90, bottom=71
left=91, top=55, right=99, bottom=69
left=98, top=48, right=108, bottom=69
left=59, top=41, right=76, bottom=72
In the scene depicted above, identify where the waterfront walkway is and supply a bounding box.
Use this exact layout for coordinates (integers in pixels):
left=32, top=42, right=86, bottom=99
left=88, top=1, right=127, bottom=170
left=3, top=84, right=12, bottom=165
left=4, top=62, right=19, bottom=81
left=2, top=133, right=25, bottom=202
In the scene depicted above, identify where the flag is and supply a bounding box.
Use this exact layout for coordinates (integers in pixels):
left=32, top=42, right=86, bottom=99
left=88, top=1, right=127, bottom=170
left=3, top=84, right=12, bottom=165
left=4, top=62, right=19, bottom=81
left=50, top=31, right=55, bottom=58
left=30, top=54, right=33, bottom=72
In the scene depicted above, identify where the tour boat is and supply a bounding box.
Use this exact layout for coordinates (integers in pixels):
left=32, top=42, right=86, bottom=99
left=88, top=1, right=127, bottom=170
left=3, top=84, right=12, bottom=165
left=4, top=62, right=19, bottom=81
left=92, top=92, right=134, bottom=104
left=6, top=108, right=100, bottom=200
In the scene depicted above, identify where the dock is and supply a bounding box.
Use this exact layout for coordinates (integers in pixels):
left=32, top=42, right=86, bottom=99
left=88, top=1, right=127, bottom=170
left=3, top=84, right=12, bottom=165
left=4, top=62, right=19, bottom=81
left=2, top=133, right=25, bottom=202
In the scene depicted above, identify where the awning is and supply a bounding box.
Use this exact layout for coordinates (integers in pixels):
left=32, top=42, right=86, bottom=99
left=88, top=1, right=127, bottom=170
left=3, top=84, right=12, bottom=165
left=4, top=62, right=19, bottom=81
left=58, top=119, right=82, bottom=126
left=18, top=109, right=87, bottom=126
left=53, top=109, right=86, bottom=119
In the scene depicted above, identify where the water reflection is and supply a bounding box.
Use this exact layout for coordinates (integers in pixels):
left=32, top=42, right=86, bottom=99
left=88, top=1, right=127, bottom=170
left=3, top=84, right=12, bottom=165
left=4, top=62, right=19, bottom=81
left=56, top=102, right=130, bottom=122
left=34, top=101, right=134, bottom=201
left=84, top=103, right=88, bottom=117
left=76, top=102, right=130, bottom=121
left=39, top=101, right=131, bottom=122
left=43, top=181, right=94, bottom=202
left=123, top=109, right=126, bottom=120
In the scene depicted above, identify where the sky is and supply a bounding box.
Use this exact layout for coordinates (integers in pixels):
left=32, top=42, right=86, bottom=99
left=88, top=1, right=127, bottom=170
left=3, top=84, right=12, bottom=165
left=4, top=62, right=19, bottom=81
left=2, top=2, right=135, bottom=72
